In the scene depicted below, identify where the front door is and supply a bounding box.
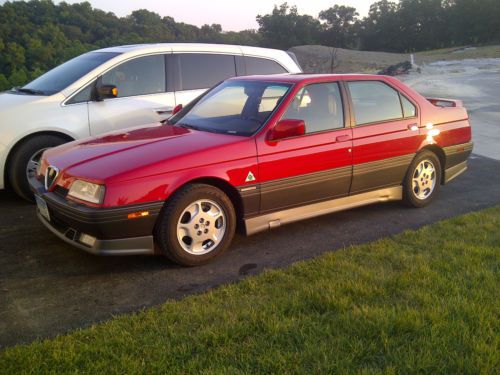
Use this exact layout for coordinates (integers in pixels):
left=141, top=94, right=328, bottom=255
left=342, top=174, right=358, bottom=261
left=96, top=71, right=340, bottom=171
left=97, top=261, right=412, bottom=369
left=88, top=54, right=175, bottom=136
left=256, top=81, right=353, bottom=214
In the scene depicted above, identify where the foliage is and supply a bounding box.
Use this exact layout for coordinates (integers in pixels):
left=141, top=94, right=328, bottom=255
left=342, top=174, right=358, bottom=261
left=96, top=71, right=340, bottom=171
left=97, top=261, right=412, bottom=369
left=0, top=0, right=499, bottom=90
left=0, top=206, right=498, bottom=373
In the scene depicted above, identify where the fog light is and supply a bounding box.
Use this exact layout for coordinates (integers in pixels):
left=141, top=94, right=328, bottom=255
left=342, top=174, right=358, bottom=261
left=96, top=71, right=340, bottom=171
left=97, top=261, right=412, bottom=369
left=79, top=233, right=96, bottom=247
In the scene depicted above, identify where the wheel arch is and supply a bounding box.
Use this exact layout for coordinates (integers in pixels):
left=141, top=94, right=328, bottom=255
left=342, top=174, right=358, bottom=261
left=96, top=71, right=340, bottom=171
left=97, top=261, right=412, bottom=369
left=4, top=131, right=74, bottom=187
left=171, top=176, right=245, bottom=231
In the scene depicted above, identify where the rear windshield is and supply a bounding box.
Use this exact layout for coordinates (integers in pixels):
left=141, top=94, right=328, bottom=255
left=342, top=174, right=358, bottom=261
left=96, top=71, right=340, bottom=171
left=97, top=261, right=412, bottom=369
left=22, top=52, right=121, bottom=95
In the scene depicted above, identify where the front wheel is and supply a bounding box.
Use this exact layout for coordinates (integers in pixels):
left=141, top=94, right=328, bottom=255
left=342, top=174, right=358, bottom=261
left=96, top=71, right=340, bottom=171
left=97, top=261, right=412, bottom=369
left=154, top=184, right=236, bottom=266
left=403, top=150, right=442, bottom=208
left=8, top=135, right=67, bottom=201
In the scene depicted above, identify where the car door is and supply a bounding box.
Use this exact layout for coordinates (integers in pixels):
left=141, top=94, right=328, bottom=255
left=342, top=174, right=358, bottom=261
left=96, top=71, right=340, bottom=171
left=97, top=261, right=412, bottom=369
left=346, top=80, right=421, bottom=194
left=256, top=81, right=353, bottom=214
left=88, top=54, right=175, bottom=136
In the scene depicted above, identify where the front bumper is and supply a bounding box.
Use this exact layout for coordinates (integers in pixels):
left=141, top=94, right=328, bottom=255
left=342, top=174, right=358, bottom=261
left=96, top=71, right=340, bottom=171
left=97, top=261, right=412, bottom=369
left=30, top=176, right=164, bottom=256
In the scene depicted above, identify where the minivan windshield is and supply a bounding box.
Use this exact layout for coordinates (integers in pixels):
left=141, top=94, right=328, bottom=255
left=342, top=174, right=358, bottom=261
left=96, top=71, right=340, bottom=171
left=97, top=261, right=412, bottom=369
left=172, top=80, right=292, bottom=136
left=20, top=51, right=121, bottom=95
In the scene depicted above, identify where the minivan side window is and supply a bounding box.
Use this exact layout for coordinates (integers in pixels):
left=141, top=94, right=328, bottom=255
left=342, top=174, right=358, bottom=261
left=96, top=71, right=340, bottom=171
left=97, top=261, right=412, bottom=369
left=281, top=82, right=344, bottom=134
left=100, top=54, right=166, bottom=98
left=66, top=84, right=93, bottom=104
left=348, top=81, right=403, bottom=125
left=245, top=56, right=287, bottom=75
left=178, top=54, right=236, bottom=91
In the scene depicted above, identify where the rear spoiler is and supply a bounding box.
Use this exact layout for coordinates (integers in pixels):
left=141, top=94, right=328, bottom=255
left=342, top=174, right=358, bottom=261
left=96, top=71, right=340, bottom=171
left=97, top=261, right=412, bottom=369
left=427, top=97, right=463, bottom=108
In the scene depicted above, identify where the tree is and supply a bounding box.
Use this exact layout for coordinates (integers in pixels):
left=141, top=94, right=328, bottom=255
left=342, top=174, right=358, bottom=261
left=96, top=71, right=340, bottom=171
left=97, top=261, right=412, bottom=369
left=319, top=5, right=359, bottom=48
left=257, top=3, right=322, bottom=50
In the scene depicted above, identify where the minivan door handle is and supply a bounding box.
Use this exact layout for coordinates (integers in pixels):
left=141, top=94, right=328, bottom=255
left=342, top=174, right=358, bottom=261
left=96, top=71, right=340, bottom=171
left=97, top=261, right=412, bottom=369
left=154, top=107, right=173, bottom=115
left=407, top=123, right=419, bottom=131
left=335, top=135, right=351, bottom=142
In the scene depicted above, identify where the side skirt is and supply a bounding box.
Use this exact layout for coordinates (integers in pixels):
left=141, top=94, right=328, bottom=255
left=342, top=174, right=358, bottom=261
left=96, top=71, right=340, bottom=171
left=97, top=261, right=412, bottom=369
left=443, top=161, right=467, bottom=184
left=244, top=186, right=403, bottom=235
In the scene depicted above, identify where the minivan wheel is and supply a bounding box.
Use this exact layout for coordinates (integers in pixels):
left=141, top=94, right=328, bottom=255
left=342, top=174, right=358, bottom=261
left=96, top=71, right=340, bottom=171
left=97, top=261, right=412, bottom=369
left=154, top=184, right=236, bottom=266
left=8, top=135, right=67, bottom=201
left=403, top=150, right=442, bottom=208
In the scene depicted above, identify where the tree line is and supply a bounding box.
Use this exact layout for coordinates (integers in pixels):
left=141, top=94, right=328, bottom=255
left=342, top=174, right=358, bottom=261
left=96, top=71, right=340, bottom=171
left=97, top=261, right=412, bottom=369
left=0, top=0, right=499, bottom=91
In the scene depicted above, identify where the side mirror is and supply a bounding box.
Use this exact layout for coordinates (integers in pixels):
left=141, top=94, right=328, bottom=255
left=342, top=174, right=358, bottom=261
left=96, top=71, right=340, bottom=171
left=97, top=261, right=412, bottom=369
left=268, top=119, right=305, bottom=141
left=96, top=84, right=118, bottom=100
left=172, top=104, right=183, bottom=116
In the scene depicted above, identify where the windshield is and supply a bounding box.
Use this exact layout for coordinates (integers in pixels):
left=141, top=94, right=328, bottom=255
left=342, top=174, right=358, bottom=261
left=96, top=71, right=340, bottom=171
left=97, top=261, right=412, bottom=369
left=20, top=51, right=121, bottom=95
left=172, top=80, right=292, bottom=136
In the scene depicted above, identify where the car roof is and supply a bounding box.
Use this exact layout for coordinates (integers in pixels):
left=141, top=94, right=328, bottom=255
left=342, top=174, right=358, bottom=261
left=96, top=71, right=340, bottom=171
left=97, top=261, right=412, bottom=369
left=94, top=43, right=287, bottom=56
left=229, top=73, right=391, bottom=84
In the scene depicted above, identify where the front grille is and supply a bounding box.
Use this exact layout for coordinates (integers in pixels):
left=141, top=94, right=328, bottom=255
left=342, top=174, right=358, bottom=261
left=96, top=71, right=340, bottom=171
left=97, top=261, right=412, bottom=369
left=53, top=185, right=69, bottom=198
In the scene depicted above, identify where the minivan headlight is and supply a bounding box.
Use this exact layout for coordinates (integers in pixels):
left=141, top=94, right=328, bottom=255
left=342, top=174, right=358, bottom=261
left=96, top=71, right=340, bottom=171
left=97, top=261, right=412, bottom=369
left=68, top=180, right=105, bottom=204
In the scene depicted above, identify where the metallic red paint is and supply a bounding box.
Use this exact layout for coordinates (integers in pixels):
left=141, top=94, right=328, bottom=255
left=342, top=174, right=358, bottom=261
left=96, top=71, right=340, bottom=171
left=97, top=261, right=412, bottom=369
left=40, top=74, right=472, bottom=210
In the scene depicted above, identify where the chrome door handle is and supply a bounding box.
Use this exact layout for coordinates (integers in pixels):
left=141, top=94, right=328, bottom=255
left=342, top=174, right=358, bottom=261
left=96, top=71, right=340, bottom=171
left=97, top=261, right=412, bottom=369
left=154, top=107, right=173, bottom=115
left=407, top=123, right=419, bottom=131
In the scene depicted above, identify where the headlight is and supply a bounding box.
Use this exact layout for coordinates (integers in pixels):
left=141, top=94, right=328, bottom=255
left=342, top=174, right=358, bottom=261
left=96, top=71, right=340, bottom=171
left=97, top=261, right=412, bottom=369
left=68, top=180, right=105, bottom=204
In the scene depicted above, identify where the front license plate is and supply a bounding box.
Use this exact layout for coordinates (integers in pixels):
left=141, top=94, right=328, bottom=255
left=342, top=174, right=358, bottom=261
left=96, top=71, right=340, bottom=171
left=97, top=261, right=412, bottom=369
left=35, top=195, right=50, bottom=222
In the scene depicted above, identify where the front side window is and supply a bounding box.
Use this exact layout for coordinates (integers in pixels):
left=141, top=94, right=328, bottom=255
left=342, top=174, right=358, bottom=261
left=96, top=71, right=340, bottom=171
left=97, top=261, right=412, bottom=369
left=245, top=57, right=287, bottom=75
left=100, top=54, right=165, bottom=98
left=348, top=81, right=403, bottom=125
left=281, top=82, right=344, bottom=134
left=23, top=52, right=120, bottom=95
left=178, top=54, right=236, bottom=91
left=172, top=80, right=291, bottom=136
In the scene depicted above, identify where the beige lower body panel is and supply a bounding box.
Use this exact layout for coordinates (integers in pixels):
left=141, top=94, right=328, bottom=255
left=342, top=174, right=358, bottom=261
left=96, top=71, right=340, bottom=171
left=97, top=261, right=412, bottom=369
left=444, top=161, right=468, bottom=184
left=244, top=186, right=403, bottom=235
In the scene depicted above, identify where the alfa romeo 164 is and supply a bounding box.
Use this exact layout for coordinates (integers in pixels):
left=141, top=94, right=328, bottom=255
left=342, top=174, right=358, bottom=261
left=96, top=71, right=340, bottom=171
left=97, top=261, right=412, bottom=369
left=30, top=74, right=473, bottom=266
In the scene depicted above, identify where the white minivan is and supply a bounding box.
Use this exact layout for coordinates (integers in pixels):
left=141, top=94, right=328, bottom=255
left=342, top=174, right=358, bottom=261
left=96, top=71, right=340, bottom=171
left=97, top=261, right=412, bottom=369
left=0, top=43, right=302, bottom=199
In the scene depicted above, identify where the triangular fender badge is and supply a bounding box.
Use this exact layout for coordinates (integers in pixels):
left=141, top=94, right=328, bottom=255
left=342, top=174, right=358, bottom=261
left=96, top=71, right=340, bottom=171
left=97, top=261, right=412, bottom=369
left=245, top=171, right=256, bottom=183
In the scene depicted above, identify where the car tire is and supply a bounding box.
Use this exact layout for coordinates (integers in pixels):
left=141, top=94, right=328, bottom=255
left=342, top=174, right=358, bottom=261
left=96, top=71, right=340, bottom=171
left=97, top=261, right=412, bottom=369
left=8, top=134, right=68, bottom=201
left=154, top=183, right=236, bottom=266
left=403, top=150, right=442, bottom=208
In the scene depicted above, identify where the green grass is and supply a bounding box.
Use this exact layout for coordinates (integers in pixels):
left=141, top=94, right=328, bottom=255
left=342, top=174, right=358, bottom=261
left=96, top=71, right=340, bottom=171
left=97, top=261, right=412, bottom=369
left=1, top=207, right=499, bottom=374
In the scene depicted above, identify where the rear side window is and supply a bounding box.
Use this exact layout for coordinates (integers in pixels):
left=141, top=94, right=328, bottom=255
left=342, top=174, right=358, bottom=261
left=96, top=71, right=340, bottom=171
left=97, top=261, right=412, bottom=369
left=245, top=57, right=287, bottom=75
left=178, top=54, right=236, bottom=91
left=401, top=95, right=417, bottom=118
left=101, top=54, right=166, bottom=98
left=348, top=81, right=403, bottom=125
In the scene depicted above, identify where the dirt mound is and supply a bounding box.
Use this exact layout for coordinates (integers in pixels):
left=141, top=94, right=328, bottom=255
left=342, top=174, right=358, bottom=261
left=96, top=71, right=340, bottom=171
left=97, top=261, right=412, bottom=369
left=289, top=45, right=410, bottom=73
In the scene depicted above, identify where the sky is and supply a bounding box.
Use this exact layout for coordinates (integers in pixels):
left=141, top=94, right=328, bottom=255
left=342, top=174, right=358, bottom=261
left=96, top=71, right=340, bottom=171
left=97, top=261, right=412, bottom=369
left=49, top=0, right=374, bottom=31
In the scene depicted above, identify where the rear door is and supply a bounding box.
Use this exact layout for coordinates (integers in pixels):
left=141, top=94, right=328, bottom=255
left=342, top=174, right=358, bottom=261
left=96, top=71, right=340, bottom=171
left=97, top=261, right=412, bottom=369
left=346, top=80, right=420, bottom=193
left=88, top=54, right=175, bottom=135
left=256, top=81, right=353, bottom=213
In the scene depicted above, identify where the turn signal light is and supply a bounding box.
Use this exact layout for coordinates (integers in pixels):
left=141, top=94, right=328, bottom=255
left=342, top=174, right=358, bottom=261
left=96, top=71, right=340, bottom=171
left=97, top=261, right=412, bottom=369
left=128, top=211, right=150, bottom=219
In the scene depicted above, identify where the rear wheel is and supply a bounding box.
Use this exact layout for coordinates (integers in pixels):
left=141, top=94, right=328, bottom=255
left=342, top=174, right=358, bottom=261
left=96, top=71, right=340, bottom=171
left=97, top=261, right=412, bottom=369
left=403, top=150, right=441, bottom=208
left=154, top=184, right=236, bottom=266
left=8, top=135, right=67, bottom=201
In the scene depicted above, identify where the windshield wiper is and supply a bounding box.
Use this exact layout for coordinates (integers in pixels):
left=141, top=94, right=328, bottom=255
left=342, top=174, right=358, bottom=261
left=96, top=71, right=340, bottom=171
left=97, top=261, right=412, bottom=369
left=12, top=87, right=47, bottom=96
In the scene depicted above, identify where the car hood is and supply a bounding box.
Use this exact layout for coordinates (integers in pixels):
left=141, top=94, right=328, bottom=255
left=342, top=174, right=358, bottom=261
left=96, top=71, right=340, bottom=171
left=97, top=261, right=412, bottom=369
left=43, top=123, right=253, bottom=184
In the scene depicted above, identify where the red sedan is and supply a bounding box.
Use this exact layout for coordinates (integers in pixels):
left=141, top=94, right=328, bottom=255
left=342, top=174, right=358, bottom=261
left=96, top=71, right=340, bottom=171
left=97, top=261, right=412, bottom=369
left=30, top=74, right=473, bottom=266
